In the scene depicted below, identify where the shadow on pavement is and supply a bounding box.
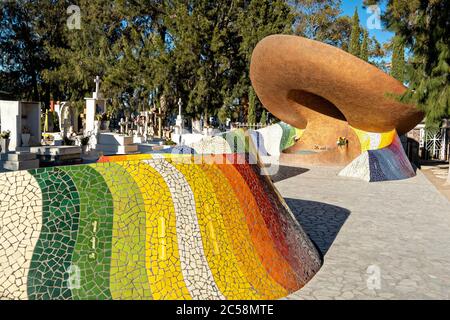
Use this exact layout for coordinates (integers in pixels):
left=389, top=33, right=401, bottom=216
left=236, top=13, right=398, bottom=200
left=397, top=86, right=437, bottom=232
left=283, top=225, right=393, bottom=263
left=285, top=198, right=350, bottom=256
left=270, top=165, right=309, bottom=183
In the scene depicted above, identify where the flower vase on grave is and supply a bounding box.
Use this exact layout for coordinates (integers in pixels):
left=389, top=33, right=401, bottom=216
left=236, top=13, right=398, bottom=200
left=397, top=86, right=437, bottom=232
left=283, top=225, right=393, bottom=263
left=0, top=138, right=9, bottom=154
left=21, top=127, right=31, bottom=147
left=0, top=130, right=10, bottom=153
left=21, top=134, right=31, bottom=147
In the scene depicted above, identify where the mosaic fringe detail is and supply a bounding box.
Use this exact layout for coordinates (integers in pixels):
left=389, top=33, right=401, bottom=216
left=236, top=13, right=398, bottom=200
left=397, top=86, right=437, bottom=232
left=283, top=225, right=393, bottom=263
left=339, top=135, right=416, bottom=182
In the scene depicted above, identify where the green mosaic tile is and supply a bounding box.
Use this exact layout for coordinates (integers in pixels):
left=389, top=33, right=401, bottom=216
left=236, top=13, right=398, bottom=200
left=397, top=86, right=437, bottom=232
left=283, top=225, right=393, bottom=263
left=27, top=168, right=80, bottom=300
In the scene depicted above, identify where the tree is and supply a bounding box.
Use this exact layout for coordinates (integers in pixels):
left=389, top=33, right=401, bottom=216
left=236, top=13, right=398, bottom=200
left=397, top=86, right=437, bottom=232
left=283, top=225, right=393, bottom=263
left=348, top=8, right=361, bottom=57
left=360, top=30, right=369, bottom=61
left=390, top=34, right=405, bottom=83
left=0, top=0, right=67, bottom=103
left=326, top=15, right=352, bottom=51
left=291, top=3, right=383, bottom=62
left=1, top=0, right=293, bottom=126
left=234, top=0, right=293, bottom=118
left=364, top=0, right=449, bottom=128
left=217, top=107, right=229, bottom=125
left=247, top=86, right=256, bottom=125
left=365, top=0, right=449, bottom=182
left=291, top=0, right=342, bottom=42
left=154, top=0, right=293, bottom=124
left=44, top=1, right=164, bottom=116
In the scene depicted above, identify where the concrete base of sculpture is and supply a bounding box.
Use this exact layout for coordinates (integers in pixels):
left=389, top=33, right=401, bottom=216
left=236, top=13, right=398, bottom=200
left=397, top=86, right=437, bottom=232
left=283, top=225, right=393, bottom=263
left=280, top=117, right=361, bottom=166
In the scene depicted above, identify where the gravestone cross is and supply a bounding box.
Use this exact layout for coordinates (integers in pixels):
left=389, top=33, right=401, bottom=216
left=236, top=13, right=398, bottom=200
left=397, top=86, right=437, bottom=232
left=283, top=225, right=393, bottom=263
left=119, top=118, right=126, bottom=134
left=94, top=76, right=101, bottom=97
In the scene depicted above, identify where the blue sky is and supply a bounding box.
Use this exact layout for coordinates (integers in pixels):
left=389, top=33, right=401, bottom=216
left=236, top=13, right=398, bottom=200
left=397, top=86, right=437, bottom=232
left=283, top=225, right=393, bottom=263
left=340, top=0, right=393, bottom=45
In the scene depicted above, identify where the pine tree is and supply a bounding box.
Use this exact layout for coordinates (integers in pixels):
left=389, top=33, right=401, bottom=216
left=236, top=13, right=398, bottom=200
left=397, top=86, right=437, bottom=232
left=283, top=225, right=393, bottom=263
left=248, top=87, right=257, bottom=125
left=364, top=0, right=448, bottom=128
left=390, top=35, right=405, bottom=83
left=366, top=0, right=450, bottom=127
left=0, top=0, right=67, bottom=102
left=260, top=110, right=267, bottom=125
left=234, top=0, right=293, bottom=116
left=43, top=1, right=165, bottom=117
left=360, top=30, right=369, bottom=61
left=365, top=0, right=449, bottom=181
left=291, top=0, right=341, bottom=42
left=348, top=8, right=361, bottom=57
left=217, top=107, right=228, bottom=125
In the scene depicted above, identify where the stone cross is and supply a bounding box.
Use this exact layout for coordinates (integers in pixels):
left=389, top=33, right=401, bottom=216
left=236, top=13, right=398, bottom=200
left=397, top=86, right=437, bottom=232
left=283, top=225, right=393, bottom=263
left=119, top=118, right=125, bottom=134
left=175, top=98, right=184, bottom=135
left=125, top=117, right=129, bottom=134
left=94, top=76, right=101, bottom=95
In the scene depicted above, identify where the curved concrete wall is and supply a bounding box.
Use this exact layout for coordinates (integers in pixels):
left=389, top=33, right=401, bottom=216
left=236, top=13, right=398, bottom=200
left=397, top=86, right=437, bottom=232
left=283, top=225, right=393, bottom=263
left=0, top=155, right=322, bottom=300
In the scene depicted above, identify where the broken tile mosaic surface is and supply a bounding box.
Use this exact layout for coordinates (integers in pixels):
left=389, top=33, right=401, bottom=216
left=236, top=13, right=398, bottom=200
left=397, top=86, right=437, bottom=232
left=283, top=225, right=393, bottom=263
left=0, top=155, right=322, bottom=300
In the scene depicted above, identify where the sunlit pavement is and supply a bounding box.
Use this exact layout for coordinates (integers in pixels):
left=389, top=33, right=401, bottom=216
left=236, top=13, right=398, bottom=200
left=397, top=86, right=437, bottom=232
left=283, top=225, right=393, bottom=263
left=274, top=165, right=450, bottom=300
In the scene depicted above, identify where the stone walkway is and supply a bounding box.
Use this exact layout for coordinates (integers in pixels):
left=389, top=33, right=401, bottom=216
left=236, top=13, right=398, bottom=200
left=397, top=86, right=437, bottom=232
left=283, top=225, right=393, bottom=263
left=274, top=165, right=450, bottom=300
left=421, top=163, right=450, bottom=202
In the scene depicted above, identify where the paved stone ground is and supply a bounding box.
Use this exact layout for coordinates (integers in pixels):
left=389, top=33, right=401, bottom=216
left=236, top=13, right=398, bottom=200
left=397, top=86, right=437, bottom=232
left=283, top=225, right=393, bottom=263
left=421, top=163, right=450, bottom=202
left=274, top=165, right=450, bottom=300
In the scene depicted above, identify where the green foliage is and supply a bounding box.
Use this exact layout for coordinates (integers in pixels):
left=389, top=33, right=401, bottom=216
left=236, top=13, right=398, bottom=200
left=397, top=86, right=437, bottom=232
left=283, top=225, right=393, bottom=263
left=348, top=8, right=361, bottom=56
left=390, top=35, right=405, bottom=82
left=1, top=0, right=389, bottom=124
left=0, top=0, right=68, bottom=103
left=0, top=130, right=11, bottom=139
left=260, top=110, right=267, bottom=125
left=365, top=0, right=449, bottom=128
left=217, top=107, right=229, bottom=125
left=291, top=2, right=383, bottom=62
left=163, top=140, right=177, bottom=146
left=231, top=0, right=294, bottom=113
left=292, top=0, right=342, bottom=42
left=360, top=30, right=369, bottom=61
left=247, top=86, right=257, bottom=125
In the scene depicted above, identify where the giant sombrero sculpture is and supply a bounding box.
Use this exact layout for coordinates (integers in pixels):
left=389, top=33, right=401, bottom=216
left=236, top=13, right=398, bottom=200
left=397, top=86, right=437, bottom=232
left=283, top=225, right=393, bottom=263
left=250, top=35, right=424, bottom=181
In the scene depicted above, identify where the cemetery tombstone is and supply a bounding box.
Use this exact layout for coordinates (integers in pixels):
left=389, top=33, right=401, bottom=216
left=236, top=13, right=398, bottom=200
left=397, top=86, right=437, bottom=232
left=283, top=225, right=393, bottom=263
left=0, top=100, right=41, bottom=150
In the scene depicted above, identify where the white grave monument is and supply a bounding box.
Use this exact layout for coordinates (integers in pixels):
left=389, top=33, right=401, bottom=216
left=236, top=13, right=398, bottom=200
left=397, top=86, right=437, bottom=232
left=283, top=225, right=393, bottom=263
left=171, top=98, right=192, bottom=145
left=85, top=76, right=138, bottom=155
left=175, top=98, right=184, bottom=133
left=85, top=76, right=107, bottom=135
left=0, top=100, right=41, bottom=150
left=0, top=100, right=41, bottom=170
